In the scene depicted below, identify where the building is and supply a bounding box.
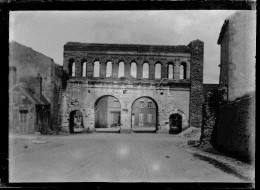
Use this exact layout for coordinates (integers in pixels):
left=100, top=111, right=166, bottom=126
left=60, top=40, right=204, bottom=133
left=216, top=11, right=256, bottom=162
left=9, top=41, right=63, bottom=131
left=9, top=73, right=51, bottom=134
left=218, top=11, right=256, bottom=101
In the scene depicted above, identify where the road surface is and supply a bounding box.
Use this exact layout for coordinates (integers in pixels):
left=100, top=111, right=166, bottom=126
left=9, top=133, right=250, bottom=182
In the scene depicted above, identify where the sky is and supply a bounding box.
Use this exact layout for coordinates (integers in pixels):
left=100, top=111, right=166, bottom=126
left=9, top=10, right=238, bottom=83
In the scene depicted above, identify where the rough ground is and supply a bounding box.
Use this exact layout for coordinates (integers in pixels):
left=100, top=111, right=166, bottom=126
left=9, top=133, right=254, bottom=183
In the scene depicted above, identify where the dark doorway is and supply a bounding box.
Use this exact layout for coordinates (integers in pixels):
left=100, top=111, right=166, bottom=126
left=69, top=110, right=83, bottom=133
left=169, top=114, right=182, bottom=134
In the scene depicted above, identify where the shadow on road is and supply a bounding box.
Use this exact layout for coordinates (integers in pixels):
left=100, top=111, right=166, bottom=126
left=193, top=153, right=250, bottom=181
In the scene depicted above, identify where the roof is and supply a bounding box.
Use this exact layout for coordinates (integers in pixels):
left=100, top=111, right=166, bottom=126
left=64, top=42, right=191, bottom=54
left=9, top=83, right=50, bottom=105
left=10, top=41, right=55, bottom=64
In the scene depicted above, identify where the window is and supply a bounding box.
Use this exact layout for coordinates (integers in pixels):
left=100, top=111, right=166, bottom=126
left=93, top=61, right=100, bottom=77
left=114, top=99, right=119, bottom=102
left=147, top=114, right=152, bottom=123
left=140, top=101, right=144, bottom=108
left=118, top=61, right=125, bottom=78
left=155, top=62, right=162, bottom=79
left=139, top=114, right=144, bottom=126
left=180, top=62, right=187, bottom=80
left=68, top=59, right=76, bottom=77
left=148, top=101, right=152, bottom=108
left=82, top=61, right=87, bottom=77
left=168, top=63, right=174, bottom=79
left=106, top=61, right=112, bottom=77
left=130, top=62, right=137, bottom=78
left=142, top=62, right=149, bottom=79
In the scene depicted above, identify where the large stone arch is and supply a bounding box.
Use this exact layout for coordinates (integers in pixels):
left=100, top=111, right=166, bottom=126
left=131, top=96, right=159, bottom=130
left=94, top=95, right=122, bottom=128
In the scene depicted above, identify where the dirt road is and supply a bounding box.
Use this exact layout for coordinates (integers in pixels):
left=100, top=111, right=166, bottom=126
left=9, top=133, right=252, bottom=182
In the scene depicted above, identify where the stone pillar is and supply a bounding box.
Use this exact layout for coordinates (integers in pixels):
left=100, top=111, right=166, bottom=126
left=137, top=61, right=143, bottom=79
left=100, top=61, right=106, bottom=78
left=186, top=60, right=191, bottom=79
left=174, top=61, right=180, bottom=80
left=124, top=62, right=131, bottom=78
left=63, top=53, right=70, bottom=75
left=87, top=59, right=94, bottom=78
left=75, top=58, right=81, bottom=77
left=188, top=40, right=204, bottom=128
left=120, top=109, right=131, bottom=133
left=161, top=61, right=168, bottom=79
left=112, top=60, right=119, bottom=78
left=149, top=61, right=155, bottom=80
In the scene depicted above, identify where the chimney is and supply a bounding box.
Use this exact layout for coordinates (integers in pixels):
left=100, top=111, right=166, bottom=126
left=9, top=66, right=17, bottom=87
left=35, top=73, right=42, bottom=101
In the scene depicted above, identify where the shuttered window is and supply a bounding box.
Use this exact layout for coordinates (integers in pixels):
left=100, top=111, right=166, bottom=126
left=147, top=114, right=152, bottom=123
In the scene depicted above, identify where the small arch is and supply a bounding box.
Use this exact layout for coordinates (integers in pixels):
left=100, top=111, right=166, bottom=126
left=167, top=62, right=174, bottom=79
left=69, top=110, right=83, bottom=133
left=155, top=62, right=162, bottom=79
left=93, top=60, right=100, bottom=77
left=118, top=61, right=125, bottom=78
left=130, top=61, right=137, bottom=78
left=81, top=59, right=87, bottom=77
left=106, top=61, right=113, bottom=77
left=169, top=113, right=182, bottom=134
left=68, top=59, right=76, bottom=77
left=180, top=62, right=187, bottom=80
left=142, top=62, right=149, bottom=79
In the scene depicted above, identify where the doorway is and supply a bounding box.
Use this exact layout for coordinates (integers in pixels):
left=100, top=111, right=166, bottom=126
left=169, top=114, right=182, bottom=134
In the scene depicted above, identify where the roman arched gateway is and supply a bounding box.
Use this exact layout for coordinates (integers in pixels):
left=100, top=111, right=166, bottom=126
left=131, top=97, right=158, bottom=131
left=61, top=40, right=204, bottom=133
left=94, top=95, right=121, bottom=128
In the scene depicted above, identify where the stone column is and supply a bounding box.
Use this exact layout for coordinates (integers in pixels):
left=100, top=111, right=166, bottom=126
left=124, top=62, right=131, bottom=78
left=120, top=109, right=132, bottom=133
left=100, top=60, right=106, bottom=78
left=186, top=60, right=191, bottom=79
left=75, top=58, right=81, bottom=77
left=174, top=61, right=180, bottom=80
left=149, top=61, right=155, bottom=80
left=87, top=58, right=94, bottom=78
left=63, top=54, right=70, bottom=75
left=112, top=60, right=119, bottom=78
left=161, top=61, right=168, bottom=79
left=137, top=61, right=143, bottom=79
left=188, top=40, right=204, bottom=128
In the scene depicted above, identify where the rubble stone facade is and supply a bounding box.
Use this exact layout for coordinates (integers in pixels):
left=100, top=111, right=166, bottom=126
left=61, top=40, right=204, bottom=133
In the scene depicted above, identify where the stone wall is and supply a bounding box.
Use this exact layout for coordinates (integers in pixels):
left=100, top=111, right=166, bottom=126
left=61, top=81, right=190, bottom=133
left=61, top=41, right=204, bottom=133
left=218, top=11, right=256, bottom=101
left=9, top=41, right=63, bottom=130
left=188, top=40, right=204, bottom=128
left=215, top=95, right=255, bottom=162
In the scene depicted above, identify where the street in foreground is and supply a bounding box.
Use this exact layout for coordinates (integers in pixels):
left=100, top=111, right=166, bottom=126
left=9, top=133, right=254, bottom=182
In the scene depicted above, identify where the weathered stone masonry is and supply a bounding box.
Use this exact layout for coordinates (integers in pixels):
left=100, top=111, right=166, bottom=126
left=60, top=40, right=204, bottom=133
